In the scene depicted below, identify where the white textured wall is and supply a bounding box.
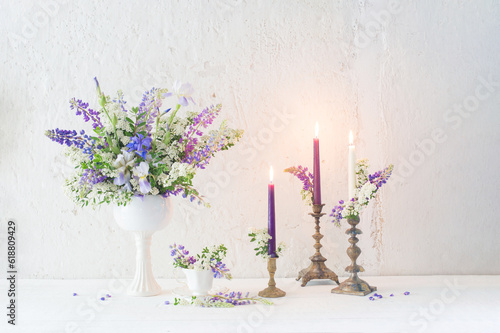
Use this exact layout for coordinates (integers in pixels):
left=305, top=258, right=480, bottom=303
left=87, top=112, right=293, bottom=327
left=1, top=0, right=499, bottom=279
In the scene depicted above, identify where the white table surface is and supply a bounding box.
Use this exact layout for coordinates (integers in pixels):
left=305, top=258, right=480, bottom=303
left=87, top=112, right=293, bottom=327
left=1, top=275, right=499, bottom=333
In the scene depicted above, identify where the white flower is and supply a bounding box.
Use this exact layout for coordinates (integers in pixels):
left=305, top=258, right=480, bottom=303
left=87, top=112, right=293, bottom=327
left=112, top=149, right=135, bottom=191
left=132, top=161, right=151, bottom=194
left=164, top=81, right=195, bottom=106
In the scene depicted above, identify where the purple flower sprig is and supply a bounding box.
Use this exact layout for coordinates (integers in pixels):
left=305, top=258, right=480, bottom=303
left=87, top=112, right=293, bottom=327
left=211, top=260, right=231, bottom=279
left=70, top=98, right=102, bottom=129
left=284, top=166, right=314, bottom=192
left=181, top=104, right=222, bottom=155
left=172, top=291, right=274, bottom=307
left=79, top=168, right=106, bottom=192
left=368, top=165, right=394, bottom=189
left=284, top=165, right=314, bottom=204
left=182, top=123, right=231, bottom=170
left=45, top=129, right=94, bottom=151
left=135, top=87, right=163, bottom=135
left=170, top=244, right=196, bottom=269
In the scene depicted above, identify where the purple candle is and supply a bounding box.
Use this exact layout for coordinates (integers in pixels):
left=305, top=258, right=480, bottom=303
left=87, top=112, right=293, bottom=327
left=268, top=166, right=277, bottom=257
left=313, top=123, right=321, bottom=205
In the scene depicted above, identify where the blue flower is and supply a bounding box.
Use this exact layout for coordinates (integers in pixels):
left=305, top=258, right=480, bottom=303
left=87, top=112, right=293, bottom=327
left=127, top=134, right=152, bottom=159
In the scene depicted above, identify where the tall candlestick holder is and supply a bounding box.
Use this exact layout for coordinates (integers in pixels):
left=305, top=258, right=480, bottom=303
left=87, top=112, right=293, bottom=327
left=332, top=215, right=376, bottom=296
left=258, top=257, right=286, bottom=298
left=296, top=204, right=339, bottom=287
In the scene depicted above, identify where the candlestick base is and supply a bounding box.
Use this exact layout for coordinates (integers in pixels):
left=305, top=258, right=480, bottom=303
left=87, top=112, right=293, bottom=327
left=331, top=276, right=376, bottom=296
left=296, top=204, right=339, bottom=287
left=259, top=258, right=286, bottom=298
left=331, top=215, right=376, bottom=296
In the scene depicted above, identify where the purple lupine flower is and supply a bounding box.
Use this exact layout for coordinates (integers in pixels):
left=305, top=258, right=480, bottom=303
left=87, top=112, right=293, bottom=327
left=183, top=130, right=227, bottom=169
left=45, top=128, right=94, bottom=151
left=368, top=165, right=394, bottom=189
left=182, top=104, right=222, bottom=155
left=169, top=243, right=198, bottom=268
left=211, top=260, right=231, bottom=279
left=211, top=291, right=257, bottom=306
left=284, top=166, right=314, bottom=193
left=70, top=98, right=103, bottom=129
left=126, top=134, right=152, bottom=159
left=135, top=88, right=163, bottom=135
left=80, top=168, right=106, bottom=189
left=329, top=203, right=344, bottom=227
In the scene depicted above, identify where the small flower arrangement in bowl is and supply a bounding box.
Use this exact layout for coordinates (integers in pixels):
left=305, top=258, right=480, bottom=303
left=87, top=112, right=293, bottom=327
left=170, top=243, right=231, bottom=296
left=247, top=228, right=286, bottom=259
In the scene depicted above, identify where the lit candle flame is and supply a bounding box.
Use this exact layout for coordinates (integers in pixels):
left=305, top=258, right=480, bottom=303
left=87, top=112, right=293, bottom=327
left=349, top=130, right=354, bottom=145
left=315, top=122, right=319, bottom=138
left=270, top=166, right=274, bottom=183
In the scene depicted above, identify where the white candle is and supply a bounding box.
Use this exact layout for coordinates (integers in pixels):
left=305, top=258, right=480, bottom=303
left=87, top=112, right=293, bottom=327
left=348, top=130, right=356, bottom=200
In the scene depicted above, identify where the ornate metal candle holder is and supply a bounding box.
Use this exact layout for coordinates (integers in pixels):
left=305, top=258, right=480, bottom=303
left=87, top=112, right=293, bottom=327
left=259, top=257, right=286, bottom=298
left=296, top=204, right=339, bottom=287
left=332, top=216, right=376, bottom=296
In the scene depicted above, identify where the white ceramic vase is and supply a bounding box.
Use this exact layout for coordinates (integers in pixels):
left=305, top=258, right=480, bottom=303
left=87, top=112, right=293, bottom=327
left=183, top=269, right=214, bottom=296
left=113, top=195, right=173, bottom=297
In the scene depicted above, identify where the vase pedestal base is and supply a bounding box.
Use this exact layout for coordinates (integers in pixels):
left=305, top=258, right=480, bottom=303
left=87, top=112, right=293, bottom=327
left=126, top=230, right=162, bottom=297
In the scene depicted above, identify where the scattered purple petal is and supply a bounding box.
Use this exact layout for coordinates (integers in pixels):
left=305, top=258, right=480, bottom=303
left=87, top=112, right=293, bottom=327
left=404, top=291, right=410, bottom=295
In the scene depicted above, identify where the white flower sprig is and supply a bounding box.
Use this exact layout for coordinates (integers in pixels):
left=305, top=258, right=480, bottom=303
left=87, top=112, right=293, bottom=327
left=248, top=228, right=286, bottom=260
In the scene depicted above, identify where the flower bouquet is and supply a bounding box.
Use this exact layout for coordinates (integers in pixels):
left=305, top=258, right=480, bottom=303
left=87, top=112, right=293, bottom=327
left=247, top=228, right=286, bottom=259
left=330, top=160, right=393, bottom=225
left=170, top=243, right=232, bottom=279
left=46, top=78, right=243, bottom=207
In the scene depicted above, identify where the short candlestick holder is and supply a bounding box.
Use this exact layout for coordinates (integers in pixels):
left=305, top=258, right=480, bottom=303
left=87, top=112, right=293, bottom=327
left=332, top=215, right=376, bottom=296
left=258, top=257, right=286, bottom=298
left=296, top=204, right=339, bottom=287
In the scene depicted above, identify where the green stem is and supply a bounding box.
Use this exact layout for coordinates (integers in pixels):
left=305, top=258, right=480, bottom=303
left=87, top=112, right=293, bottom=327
left=164, top=104, right=181, bottom=145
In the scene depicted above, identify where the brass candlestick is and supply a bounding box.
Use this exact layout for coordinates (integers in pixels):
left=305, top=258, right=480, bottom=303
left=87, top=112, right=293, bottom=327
left=258, top=257, right=286, bottom=298
left=332, top=215, right=376, bottom=296
left=296, top=204, right=339, bottom=287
